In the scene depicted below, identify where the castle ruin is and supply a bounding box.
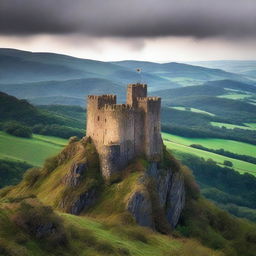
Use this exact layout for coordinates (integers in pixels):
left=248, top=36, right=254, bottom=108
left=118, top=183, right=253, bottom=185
left=86, top=83, right=162, bottom=179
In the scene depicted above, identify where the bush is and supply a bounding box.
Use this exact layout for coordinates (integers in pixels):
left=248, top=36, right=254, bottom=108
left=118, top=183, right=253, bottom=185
left=182, top=166, right=200, bottom=200
left=0, top=160, right=32, bottom=188
left=3, top=121, right=32, bottom=138
left=23, top=168, right=41, bottom=187
left=12, top=200, right=68, bottom=248
left=43, top=155, right=59, bottom=174
left=32, top=124, right=83, bottom=139
left=223, top=160, right=233, bottom=167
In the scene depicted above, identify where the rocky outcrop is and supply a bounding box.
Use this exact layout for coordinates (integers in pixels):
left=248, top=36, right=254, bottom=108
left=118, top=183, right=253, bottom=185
left=68, top=188, right=97, bottom=215
left=62, top=162, right=87, bottom=187
left=126, top=162, right=185, bottom=229
left=59, top=161, right=98, bottom=214
left=126, top=190, right=154, bottom=228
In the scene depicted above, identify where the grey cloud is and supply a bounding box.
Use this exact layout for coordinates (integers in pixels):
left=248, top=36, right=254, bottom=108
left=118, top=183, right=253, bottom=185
left=0, top=0, right=256, bottom=38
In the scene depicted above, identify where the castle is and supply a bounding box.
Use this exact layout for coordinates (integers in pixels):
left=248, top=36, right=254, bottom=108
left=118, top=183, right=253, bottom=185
left=86, top=83, right=162, bottom=179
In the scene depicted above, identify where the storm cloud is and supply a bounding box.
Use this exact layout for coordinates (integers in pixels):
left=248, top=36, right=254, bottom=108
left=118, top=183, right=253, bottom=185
left=0, top=0, right=256, bottom=39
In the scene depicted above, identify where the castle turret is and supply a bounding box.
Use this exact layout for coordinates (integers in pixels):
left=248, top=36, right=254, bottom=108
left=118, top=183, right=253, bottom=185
left=126, top=83, right=147, bottom=107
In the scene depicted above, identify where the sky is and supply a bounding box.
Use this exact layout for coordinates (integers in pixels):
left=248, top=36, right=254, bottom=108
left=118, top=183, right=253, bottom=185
left=0, top=0, right=256, bottom=62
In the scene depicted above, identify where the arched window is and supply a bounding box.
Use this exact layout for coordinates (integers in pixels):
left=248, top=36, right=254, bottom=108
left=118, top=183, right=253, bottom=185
left=97, top=116, right=100, bottom=121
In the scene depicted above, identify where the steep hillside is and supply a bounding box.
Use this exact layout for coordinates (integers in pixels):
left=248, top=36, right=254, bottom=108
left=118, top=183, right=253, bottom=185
left=1, top=136, right=255, bottom=256
left=0, top=198, right=221, bottom=256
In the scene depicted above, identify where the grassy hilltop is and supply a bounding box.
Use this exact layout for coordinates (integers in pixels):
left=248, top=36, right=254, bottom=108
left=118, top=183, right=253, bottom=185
left=0, top=137, right=255, bottom=256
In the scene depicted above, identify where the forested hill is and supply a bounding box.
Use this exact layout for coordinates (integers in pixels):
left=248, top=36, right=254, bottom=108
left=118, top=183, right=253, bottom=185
left=0, top=92, right=85, bottom=138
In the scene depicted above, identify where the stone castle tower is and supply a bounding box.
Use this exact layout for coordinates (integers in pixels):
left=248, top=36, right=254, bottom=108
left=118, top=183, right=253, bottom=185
left=86, top=83, right=162, bottom=179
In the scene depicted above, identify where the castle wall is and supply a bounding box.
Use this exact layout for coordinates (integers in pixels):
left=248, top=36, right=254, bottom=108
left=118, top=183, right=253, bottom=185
left=86, top=84, right=162, bottom=180
left=138, top=97, right=162, bottom=160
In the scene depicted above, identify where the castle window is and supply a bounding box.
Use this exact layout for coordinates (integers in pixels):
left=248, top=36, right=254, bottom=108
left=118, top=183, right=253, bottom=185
left=154, top=126, right=157, bottom=132
left=97, top=116, right=100, bottom=121
left=105, top=118, right=106, bottom=122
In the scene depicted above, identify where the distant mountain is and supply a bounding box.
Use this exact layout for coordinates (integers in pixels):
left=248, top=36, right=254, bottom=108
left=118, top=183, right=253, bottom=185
left=187, top=60, right=256, bottom=80
left=0, top=48, right=253, bottom=102
left=154, top=79, right=256, bottom=99
left=0, top=48, right=177, bottom=90
left=113, top=60, right=251, bottom=86
left=154, top=79, right=256, bottom=123
left=0, top=78, right=126, bottom=105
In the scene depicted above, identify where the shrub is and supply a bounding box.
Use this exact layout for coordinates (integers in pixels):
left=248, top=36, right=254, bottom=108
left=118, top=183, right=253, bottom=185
left=223, top=160, right=233, bottom=167
left=12, top=200, right=68, bottom=248
left=23, top=168, right=41, bottom=187
left=182, top=166, right=200, bottom=200
left=32, top=124, right=83, bottom=139
left=0, top=160, right=32, bottom=188
left=3, top=121, right=32, bottom=138
left=43, top=155, right=59, bottom=174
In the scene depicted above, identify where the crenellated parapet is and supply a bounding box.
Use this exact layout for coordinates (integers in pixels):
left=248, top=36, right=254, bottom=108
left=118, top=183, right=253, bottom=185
left=103, top=104, right=133, bottom=111
left=87, top=94, right=116, bottom=109
left=137, top=96, right=161, bottom=102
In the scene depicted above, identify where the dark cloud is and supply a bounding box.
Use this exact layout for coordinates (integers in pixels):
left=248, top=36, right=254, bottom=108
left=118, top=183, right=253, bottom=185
left=0, top=0, right=255, bottom=38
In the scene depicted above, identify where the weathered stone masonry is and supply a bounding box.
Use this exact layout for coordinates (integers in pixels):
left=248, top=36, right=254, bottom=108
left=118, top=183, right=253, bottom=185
left=86, top=83, right=162, bottom=179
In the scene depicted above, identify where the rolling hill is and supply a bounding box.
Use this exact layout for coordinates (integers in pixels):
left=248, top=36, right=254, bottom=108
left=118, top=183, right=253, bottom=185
left=0, top=48, right=253, bottom=103
left=188, top=60, right=256, bottom=80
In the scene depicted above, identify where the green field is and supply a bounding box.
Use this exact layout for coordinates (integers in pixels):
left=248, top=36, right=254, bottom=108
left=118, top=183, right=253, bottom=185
left=244, top=123, right=256, bottom=129
left=170, top=106, right=215, bottom=116
left=210, top=121, right=255, bottom=130
left=162, top=132, right=256, bottom=176
left=218, top=93, right=252, bottom=100
left=0, top=131, right=67, bottom=166
left=62, top=213, right=180, bottom=256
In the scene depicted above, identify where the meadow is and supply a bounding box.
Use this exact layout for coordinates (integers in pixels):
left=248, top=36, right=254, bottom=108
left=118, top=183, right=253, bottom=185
left=218, top=93, right=252, bottom=100
left=210, top=122, right=255, bottom=130
left=170, top=106, right=215, bottom=116
left=0, top=131, right=67, bottom=166
left=162, top=132, right=256, bottom=157
left=162, top=132, right=256, bottom=176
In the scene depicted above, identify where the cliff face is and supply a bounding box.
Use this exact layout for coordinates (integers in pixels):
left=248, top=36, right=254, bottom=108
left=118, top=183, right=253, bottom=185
left=126, top=162, right=185, bottom=229
left=2, top=137, right=185, bottom=231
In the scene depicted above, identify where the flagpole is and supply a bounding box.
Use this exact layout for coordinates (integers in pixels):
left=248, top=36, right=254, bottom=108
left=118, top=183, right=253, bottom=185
left=136, top=68, right=142, bottom=84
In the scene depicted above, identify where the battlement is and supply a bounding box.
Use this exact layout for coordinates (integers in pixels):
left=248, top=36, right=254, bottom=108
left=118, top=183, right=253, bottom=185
left=87, top=94, right=117, bottom=109
left=137, top=97, right=161, bottom=102
left=88, top=94, right=116, bottom=100
left=128, top=83, right=147, bottom=89
left=103, top=104, right=133, bottom=111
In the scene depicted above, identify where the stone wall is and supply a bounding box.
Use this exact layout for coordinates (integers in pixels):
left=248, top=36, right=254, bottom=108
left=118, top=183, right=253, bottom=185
left=86, top=83, right=162, bottom=180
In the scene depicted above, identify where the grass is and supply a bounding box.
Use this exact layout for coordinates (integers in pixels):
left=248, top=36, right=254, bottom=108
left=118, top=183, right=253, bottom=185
left=169, top=106, right=215, bottom=116
left=218, top=93, right=252, bottom=100
left=62, top=213, right=179, bottom=256
left=61, top=213, right=222, bottom=256
left=162, top=133, right=256, bottom=176
left=244, top=123, right=256, bottom=129
left=210, top=122, right=255, bottom=130
left=162, top=132, right=256, bottom=158
left=0, top=131, right=68, bottom=166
